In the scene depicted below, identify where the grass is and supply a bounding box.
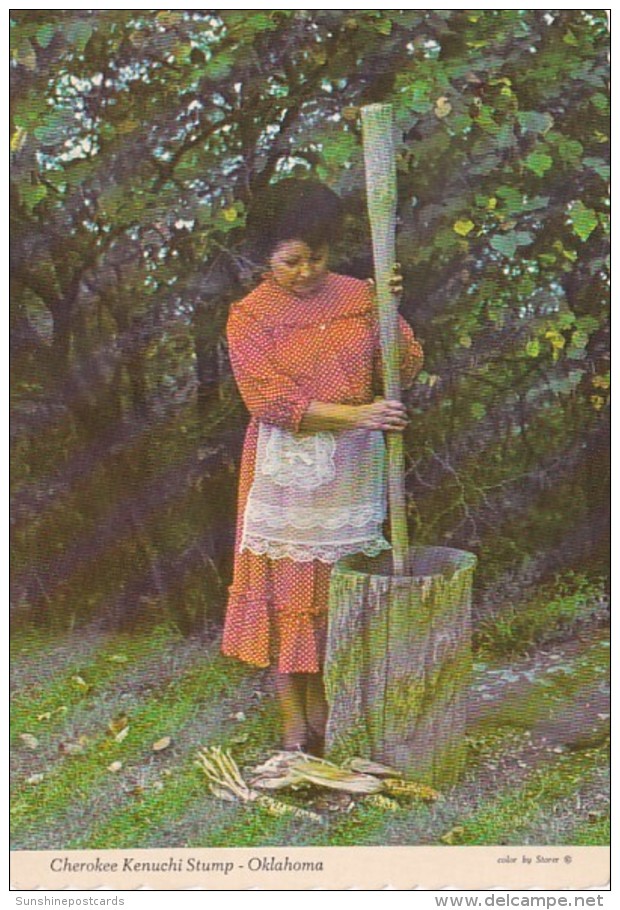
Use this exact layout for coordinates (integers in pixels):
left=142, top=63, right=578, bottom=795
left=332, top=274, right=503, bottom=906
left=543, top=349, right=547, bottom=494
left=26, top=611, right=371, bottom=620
left=10, top=625, right=175, bottom=747
left=440, top=746, right=609, bottom=846
left=475, top=572, right=608, bottom=659
left=11, top=636, right=251, bottom=845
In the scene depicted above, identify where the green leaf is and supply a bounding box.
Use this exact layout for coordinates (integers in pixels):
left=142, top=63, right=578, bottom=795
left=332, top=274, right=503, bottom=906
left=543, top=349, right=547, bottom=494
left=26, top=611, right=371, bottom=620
left=495, top=186, right=523, bottom=213
left=575, top=315, right=600, bottom=334
left=205, top=51, right=235, bottom=79
left=538, top=253, right=557, bottom=266
left=521, top=195, right=550, bottom=212
left=476, top=105, right=499, bottom=134
left=13, top=38, right=36, bottom=70
left=490, top=234, right=518, bottom=258
left=526, top=339, right=540, bottom=358
left=494, top=123, right=517, bottom=150
left=245, top=12, right=277, bottom=32
left=556, top=137, right=583, bottom=163
left=583, top=157, right=610, bottom=181
left=322, top=132, right=358, bottom=167
left=13, top=94, right=48, bottom=128
left=20, top=184, right=47, bottom=211
left=514, top=231, right=534, bottom=246
left=489, top=231, right=533, bottom=259
left=570, top=329, right=589, bottom=349
left=397, top=79, right=432, bottom=114
left=36, top=24, right=55, bottom=48
left=33, top=111, right=76, bottom=146
left=524, top=149, right=553, bottom=177
left=556, top=311, right=576, bottom=330
left=569, top=201, right=598, bottom=242
left=591, top=93, right=609, bottom=112
left=517, top=111, right=554, bottom=134
left=65, top=20, right=93, bottom=53
left=470, top=402, right=486, bottom=420
left=374, top=17, right=392, bottom=35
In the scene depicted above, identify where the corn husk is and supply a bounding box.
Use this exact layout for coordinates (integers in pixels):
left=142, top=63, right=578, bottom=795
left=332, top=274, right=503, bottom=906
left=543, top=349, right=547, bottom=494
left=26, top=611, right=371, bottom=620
left=285, top=758, right=383, bottom=794
left=344, top=757, right=401, bottom=777
left=250, top=752, right=383, bottom=794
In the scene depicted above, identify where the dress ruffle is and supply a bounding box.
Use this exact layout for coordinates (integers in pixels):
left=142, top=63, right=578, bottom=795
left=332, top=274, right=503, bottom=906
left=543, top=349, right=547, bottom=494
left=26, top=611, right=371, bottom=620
left=222, top=588, right=328, bottom=674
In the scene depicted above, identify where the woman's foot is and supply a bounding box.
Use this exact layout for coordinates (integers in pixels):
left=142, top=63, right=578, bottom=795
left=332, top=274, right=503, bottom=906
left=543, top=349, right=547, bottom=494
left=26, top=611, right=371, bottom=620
left=304, top=673, right=328, bottom=756
left=274, top=671, right=307, bottom=753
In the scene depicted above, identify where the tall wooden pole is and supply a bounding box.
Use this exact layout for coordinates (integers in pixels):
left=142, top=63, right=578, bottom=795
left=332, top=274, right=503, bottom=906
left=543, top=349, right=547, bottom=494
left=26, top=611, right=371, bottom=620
left=361, top=103, right=408, bottom=575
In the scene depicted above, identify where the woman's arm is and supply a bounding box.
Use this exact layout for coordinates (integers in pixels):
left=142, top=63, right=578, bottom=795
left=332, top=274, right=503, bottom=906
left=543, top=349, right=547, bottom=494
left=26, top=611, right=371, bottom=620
left=227, top=305, right=311, bottom=432
left=299, top=399, right=408, bottom=433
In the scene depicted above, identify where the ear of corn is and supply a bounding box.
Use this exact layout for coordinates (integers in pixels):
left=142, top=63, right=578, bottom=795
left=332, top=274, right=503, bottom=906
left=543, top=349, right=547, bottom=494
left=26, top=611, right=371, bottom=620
left=257, top=795, right=324, bottom=824
left=196, top=746, right=323, bottom=823
left=382, top=778, right=442, bottom=801
left=364, top=793, right=400, bottom=811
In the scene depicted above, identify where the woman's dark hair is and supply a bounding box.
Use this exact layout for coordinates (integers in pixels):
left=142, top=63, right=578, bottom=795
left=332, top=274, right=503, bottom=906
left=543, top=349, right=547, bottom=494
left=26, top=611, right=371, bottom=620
left=245, top=178, right=344, bottom=258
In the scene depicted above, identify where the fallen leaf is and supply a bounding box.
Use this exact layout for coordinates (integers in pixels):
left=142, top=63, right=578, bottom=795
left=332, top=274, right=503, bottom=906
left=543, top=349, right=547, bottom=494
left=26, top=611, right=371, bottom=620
left=71, top=675, right=90, bottom=692
left=108, top=761, right=123, bottom=772
left=152, top=736, right=171, bottom=752
left=37, top=712, right=52, bottom=722
left=435, top=96, right=452, bottom=118
left=115, top=726, right=130, bottom=743
left=107, top=654, right=129, bottom=664
left=108, top=715, right=130, bottom=736
left=230, top=711, right=246, bottom=722
left=209, top=783, right=236, bottom=802
left=440, top=826, right=465, bottom=845
left=59, top=741, right=84, bottom=755
left=26, top=773, right=44, bottom=785
left=19, top=733, right=39, bottom=750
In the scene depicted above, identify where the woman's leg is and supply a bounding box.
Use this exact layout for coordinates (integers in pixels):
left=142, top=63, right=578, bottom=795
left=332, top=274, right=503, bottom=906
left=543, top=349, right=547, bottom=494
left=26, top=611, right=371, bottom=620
left=273, top=671, right=307, bottom=750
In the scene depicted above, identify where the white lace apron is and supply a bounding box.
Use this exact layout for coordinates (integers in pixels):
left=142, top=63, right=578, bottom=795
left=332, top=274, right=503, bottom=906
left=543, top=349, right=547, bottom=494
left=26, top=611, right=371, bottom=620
left=240, top=422, right=391, bottom=563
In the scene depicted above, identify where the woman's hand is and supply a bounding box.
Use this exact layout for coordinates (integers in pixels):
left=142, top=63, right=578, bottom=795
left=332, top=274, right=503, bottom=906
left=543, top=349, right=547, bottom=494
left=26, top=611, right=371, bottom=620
left=300, top=398, right=409, bottom=433
left=351, top=398, right=409, bottom=432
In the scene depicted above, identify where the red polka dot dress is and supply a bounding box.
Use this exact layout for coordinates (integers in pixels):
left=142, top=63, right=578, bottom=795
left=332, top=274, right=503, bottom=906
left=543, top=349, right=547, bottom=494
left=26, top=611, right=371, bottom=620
left=222, top=272, right=423, bottom=674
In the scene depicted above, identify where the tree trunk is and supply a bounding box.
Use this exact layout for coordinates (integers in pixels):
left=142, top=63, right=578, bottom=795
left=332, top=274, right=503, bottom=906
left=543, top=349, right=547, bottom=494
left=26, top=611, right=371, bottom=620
left=325, top=545, right=476, bottom=788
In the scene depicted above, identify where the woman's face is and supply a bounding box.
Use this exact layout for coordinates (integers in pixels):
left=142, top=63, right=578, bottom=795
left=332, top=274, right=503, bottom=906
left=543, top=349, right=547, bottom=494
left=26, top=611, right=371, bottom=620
left=268, top=240, right=329, bottom=297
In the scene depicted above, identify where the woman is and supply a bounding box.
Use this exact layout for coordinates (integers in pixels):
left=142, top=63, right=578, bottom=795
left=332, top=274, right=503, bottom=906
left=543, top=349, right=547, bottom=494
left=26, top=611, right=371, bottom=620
left=222, top=180, right=423, bottom=755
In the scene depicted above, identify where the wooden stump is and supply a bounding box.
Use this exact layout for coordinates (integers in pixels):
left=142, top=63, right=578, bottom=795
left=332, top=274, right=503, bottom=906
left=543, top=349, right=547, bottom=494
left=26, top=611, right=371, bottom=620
left=325, top=546, right=476, bottom=788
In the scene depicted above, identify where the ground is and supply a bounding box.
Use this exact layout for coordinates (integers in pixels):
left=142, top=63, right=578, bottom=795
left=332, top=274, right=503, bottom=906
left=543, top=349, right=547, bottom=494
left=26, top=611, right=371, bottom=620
left=10, top=613, right=609, bottom=850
